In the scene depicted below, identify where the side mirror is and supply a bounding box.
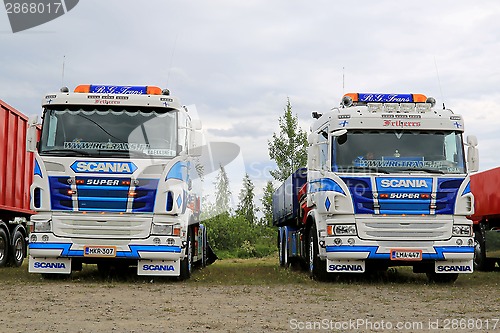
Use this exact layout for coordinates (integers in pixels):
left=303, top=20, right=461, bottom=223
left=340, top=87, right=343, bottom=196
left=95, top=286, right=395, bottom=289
left=466, top=135, right=478, bottom=147
left=189, top=130, right=203, bottom=157
left=26, top=115, right=39, bottom=152
left=191, top=119, right=202, bottom=131
left=331, top=129, right=347, bottom=137
left=466, top=135, right=479, bottom=172
left=308, top=132, right=319, bottom=145
left=307, top=145, right=319, bottom=170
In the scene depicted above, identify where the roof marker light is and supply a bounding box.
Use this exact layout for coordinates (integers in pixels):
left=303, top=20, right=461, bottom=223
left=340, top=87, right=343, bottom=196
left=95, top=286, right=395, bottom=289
left=367, top=103, right=383, bottom=113
left=400, top=103, right=415, bottom=113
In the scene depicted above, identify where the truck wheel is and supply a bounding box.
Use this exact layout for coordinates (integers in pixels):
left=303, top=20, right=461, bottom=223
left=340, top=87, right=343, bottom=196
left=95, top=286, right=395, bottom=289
left=279, top=229, right=288, bottom=267
left=179, top=228, right=193, bottom=280
left=201, top=227, right=208, bottom=268
left=474, top=228, right=495, bottom=271
left=0, top=228, right=8, bottom=267
left=426, top=272, right=458, bottom=283
left=9, top=229, right=25, bottom=267
left=308, top=225, right=328, bottom=281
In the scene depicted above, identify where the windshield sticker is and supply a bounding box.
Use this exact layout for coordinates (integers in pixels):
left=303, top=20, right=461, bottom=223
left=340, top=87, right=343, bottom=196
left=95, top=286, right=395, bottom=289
left=354, top=157, right=444, bottom=169
left=64, top=141, right=175, bottom=156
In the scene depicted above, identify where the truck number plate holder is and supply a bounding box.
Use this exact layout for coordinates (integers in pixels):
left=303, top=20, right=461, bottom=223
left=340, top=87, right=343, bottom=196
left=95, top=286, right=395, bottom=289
left=84, top=246, right=117, bottom=257
left=390, top=249, right=422, bottom=261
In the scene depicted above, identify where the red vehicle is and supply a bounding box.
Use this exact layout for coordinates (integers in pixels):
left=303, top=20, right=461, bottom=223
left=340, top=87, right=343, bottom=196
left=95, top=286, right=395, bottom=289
left=0, top=100, right=38, bottom=267
left=470, top=167, right=500, bottom=270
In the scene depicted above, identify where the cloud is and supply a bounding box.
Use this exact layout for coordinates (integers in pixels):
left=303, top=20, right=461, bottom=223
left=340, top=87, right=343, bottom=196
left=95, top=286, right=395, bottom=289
left=2, top=0, right=500, bottom=209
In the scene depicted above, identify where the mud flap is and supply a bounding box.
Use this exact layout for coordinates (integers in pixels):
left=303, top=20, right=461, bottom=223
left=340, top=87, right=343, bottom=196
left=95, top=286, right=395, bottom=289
left=138, top=260, right=180, bottom=276
left=206, top=243, right=218, bottom=265
left=29, top=256, right=71, bottom=274
left=327, top=259, right=365, bottom=273
left=435, top=260, right=473, bottom=273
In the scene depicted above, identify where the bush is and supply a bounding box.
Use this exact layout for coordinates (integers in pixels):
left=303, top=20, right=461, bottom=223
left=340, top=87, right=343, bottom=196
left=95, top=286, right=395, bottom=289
left=202, top=213, right=276, bottom=259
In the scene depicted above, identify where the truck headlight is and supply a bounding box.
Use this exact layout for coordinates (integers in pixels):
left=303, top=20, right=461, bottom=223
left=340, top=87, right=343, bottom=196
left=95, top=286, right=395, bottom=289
left=152, top=223, right=181, bottom=236
left=327, top=224, right=357, bottom=236
left=34, top=220, right=51, bottom=232
left=452, top=225, right=472, bottom=237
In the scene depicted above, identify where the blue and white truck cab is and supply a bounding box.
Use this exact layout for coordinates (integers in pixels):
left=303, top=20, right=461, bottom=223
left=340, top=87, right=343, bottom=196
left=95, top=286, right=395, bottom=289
left=273, top=93, right=478, bottom=283
left=26, top=84, right=213, bottom=279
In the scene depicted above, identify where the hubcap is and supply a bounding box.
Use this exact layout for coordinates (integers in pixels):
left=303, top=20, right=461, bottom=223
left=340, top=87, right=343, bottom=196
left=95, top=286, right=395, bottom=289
left=279, top=234, right=283, bottom=264
left=187, top=239, right=192, bottom=273
left=0, top=238, right=5, bottom=261
left=309, top=238, right=314, bottom=273
left=14, top=238, right=23, bottom=262
left=474, top=239, right=481, bottom=264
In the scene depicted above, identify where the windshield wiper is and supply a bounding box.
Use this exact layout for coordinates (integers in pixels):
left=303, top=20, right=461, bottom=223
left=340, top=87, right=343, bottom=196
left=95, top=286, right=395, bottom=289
left=41, top=149, right=90, bottom=156
left=398, top=168, right=445, bottom=174
left=97, top=150, right=152, bottom=158
left=342, top=166, right=391, bottom=174
left=97, top=149, right=129, bottom=155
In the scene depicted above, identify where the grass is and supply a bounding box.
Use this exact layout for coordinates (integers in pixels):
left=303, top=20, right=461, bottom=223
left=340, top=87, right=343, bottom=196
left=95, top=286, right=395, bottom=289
left=1, top=254, right=499, bottom=287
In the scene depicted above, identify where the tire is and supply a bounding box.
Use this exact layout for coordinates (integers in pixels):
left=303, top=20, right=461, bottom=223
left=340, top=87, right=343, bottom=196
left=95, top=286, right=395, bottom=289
left=426, top=272, right=459, bottom=283
left=201, top=227, right=208, bottom=268
left=278, top=229, right=288, bottom=268
left=0, top=228, right=8, bottom=267
left=9, top=229, right=26, bottom=267
left=308, top=224, right=328, bottom=281
left=179, top=228, right=193, bottom=280
left=474, top=227, right=496, bottom=271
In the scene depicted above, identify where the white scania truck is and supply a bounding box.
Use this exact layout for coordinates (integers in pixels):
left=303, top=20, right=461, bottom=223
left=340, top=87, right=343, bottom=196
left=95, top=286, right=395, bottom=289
left=273, top=93, right=478, bottom=283
left=27, top=84, right=214, bottom=279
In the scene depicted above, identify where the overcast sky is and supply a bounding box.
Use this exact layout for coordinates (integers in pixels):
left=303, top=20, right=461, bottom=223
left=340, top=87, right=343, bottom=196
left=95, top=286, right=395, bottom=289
left=2, top=0, right=500, bottom=207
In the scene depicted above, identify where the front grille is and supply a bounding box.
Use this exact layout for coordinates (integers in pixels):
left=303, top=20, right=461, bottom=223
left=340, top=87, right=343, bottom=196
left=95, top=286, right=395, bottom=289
left=52, top=213, right=152, bottom=239
left=357, top=216, right=452, bottom=241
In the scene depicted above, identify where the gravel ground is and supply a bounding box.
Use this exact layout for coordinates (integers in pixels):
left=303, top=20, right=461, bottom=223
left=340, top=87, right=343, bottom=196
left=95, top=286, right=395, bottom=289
left=1, top=276, right=499, bottom=333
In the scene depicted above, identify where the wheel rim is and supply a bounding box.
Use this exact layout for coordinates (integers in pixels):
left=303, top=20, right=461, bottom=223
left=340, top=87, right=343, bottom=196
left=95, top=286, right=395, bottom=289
left=474, top=238, right=481, bottom=265
left=0, top=237, right=5, bottom=262
left=187, top=238, right=192, bottom=274
left=309, top=236, right=314, bottom=273
left=283, top=234, right=288, bottom=266
left=278, top=232, right=283, bottom=265
left=14, top=237, right=23, bottom=262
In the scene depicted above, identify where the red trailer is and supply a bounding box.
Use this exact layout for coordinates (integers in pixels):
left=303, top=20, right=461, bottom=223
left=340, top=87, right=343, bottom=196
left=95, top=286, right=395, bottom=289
left=0, top=100, right=37, bottom=267
left=470, top=167, right=500, bottom=271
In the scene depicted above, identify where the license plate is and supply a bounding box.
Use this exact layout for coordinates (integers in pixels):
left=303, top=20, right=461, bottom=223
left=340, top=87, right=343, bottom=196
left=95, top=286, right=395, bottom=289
left=390, top=249, right=422, bottom=261
left=84, top=246, right=117, bottom=257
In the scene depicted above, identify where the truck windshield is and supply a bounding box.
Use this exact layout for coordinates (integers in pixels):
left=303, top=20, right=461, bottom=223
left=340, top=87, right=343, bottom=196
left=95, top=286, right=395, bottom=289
left=39, top=107, right=177, bottom=158
left=333, top=130, right=466, bottom=174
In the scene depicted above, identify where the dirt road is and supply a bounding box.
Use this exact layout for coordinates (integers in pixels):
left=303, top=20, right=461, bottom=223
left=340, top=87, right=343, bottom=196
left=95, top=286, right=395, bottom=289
left=1, top=270, right=499, bottom=333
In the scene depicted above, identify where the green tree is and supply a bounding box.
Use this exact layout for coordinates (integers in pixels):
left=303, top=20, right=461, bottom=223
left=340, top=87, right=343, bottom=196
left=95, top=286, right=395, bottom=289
left=268, top=98, right=308, bottom=181
left=260, top=180, right=274, bottom=226
left=214, top=165, right=231, bottom=215
left=236, top=173, right=256, bottom=224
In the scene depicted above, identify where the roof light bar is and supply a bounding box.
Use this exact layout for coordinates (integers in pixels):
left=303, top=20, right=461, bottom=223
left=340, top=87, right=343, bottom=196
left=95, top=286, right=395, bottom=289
left=343, top=93, right=429, bottom=105
left=74, top=84, right=164, bottom=95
